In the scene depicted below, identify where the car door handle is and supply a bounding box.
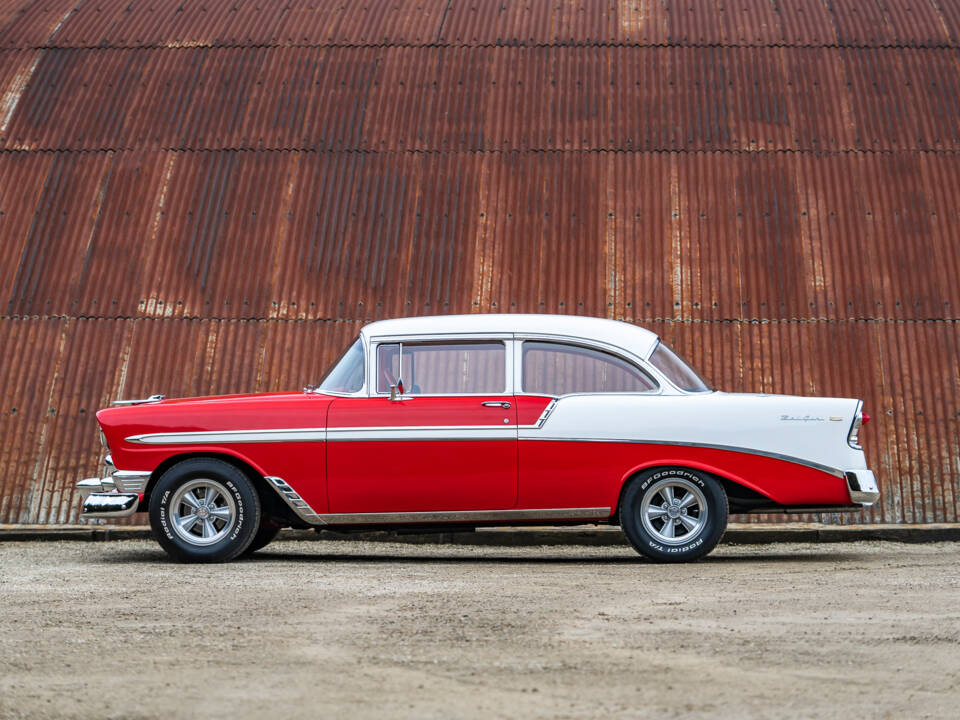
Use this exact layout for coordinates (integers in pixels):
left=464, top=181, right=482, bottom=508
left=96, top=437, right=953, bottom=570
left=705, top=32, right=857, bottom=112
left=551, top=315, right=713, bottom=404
left=481, top=401, right=511, bottom=409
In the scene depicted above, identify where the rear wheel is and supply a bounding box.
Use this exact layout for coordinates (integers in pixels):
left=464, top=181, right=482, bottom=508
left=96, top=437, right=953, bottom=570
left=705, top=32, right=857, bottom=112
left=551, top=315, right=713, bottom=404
left=149, top=458, right=260, bottom=563
left=620, top=467, right=728, bottom=562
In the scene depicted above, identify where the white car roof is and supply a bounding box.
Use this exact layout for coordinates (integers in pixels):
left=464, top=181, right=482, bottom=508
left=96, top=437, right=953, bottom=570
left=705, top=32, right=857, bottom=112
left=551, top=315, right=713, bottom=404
left=361, top=314, right=660, bottom=359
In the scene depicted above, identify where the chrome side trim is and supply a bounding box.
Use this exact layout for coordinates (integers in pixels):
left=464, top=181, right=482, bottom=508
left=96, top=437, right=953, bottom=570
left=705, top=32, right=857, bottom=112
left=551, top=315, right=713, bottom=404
left=113, top=394, right=165, bottom=406
left=265, top=476, right=324, bottom=525
left=315, top=507, right=612, bottom=525
left=327, top=426, right=516, bottom=441
left=532, top=399, right=558, bottom=428
left=517, top=436, right=847, bottom=478
left=126, top=425, right=527, bottom=445
left=112, top=470, right=151, bottom=493
left=126, top=428, right=327, bottom=444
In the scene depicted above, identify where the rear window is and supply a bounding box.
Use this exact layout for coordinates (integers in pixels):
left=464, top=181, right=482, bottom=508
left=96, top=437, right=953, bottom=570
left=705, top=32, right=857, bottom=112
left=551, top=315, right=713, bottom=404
left=522, top=341, right=657, bottom=395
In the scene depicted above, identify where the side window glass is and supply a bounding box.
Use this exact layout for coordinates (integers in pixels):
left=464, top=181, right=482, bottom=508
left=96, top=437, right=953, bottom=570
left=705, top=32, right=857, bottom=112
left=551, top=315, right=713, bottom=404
left=522, top=341, right=656, bottom=395
left=377, top=342, right=506, bottom=394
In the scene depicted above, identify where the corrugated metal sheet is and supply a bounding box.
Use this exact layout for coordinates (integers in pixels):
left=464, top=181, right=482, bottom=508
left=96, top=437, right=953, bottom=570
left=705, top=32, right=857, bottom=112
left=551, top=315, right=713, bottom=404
left=3, top=150, right=958, bottom=321
left=1, top=0, right=958, bottom=526
left=2, top=46, right=960, bottom=152
left=2, top=0, right=959, bottom=48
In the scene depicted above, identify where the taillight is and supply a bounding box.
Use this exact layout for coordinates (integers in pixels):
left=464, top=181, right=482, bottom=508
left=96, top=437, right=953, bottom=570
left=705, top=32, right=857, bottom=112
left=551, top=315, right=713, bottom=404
left=848, top=406, right=866, bottom=449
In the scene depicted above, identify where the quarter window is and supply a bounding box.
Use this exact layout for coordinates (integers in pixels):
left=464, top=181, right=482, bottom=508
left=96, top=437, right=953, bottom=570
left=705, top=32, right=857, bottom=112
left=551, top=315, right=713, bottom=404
left=522, top=341, right=656, bottom=395
left=376, top=342, right=506, bottom=395
left=317, top=338, right=365, bottom=393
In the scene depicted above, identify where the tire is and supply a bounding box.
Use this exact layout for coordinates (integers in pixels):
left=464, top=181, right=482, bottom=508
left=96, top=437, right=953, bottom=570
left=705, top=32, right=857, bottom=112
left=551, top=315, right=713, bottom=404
left=242, top=524, right=281, bottom=555
left=149, top=458, right=261, bottom=563
left=620, top=467, right=728, bottom=563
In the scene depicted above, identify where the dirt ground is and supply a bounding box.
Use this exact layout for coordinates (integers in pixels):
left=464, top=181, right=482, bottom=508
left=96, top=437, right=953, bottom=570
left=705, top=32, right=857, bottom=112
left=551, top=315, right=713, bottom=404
left=0, top=538, right=958, bottom=720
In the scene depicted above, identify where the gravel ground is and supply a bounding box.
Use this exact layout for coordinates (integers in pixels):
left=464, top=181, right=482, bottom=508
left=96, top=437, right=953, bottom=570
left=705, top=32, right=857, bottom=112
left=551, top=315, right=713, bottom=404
left=0, top=539, right=958, bottom=720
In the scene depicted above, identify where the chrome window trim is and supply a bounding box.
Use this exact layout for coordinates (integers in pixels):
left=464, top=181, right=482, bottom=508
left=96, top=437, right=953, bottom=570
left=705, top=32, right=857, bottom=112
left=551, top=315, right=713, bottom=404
left=515, top=336, right=663, bottom=396
left=311, top=336, right=369, bottom=398
left=646, top=339, right=716, bottom=396
left=369, top=336, right=514, bottom=398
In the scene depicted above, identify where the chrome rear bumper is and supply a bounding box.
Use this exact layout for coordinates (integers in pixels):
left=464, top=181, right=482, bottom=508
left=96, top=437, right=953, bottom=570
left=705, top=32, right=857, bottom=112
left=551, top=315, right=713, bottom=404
left=78, top=470, right=151, bottom=519
left=845, top=470, right=880, bottom=505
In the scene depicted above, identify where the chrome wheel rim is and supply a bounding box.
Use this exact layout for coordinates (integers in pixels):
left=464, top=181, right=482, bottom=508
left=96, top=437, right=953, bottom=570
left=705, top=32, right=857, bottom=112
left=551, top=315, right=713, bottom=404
left=169, top=479, right=236, bottom=546
left=640, top=478, right=708, bottom=546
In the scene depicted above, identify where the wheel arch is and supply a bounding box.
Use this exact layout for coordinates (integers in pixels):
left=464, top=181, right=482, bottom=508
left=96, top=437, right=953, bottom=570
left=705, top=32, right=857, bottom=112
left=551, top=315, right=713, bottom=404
left=613, top=460, right=774, bottom=520
left=144, top=451, right=297, bottom=525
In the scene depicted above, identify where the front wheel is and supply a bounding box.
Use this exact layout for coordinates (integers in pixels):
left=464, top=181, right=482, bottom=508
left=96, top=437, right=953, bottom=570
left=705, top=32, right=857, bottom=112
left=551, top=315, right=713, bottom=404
left=149, top=458, right=261, bottom=563
left=620, top=467, right=728, bottom=562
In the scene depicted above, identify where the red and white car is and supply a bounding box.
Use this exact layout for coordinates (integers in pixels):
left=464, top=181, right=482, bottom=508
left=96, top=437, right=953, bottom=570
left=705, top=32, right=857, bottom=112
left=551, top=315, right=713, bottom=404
left=78, top=314, right=878, bottom=563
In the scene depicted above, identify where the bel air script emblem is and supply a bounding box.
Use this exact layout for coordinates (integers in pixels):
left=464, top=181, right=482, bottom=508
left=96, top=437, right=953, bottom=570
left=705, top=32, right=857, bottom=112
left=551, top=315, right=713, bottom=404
left=779, top=414, right=826, bottom=422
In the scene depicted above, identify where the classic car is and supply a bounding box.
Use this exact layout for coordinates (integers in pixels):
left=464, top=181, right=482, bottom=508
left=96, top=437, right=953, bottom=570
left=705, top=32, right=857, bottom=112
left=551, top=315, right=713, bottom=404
left=77, top=314, right=878, bottom=563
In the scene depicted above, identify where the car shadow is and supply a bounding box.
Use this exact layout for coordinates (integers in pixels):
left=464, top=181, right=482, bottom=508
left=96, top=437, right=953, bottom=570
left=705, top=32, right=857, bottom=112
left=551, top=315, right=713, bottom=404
left=93, top=545, right=866, bottom=566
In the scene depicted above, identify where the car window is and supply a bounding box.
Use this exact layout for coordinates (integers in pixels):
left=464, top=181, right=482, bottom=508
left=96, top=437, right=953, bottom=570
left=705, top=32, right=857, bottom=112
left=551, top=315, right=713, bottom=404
left=648, top=341, right=712, bottom=392
left=522, top=341, right=657, bottom=395
left=376, top=342, right=506, bottom=395
left=317, top=338, right=365, bottom=393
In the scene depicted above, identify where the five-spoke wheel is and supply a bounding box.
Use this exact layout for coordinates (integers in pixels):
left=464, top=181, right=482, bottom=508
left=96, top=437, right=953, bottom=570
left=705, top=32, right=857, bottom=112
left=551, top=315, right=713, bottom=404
left=169, top=479, right=238, bottom=546
left=640, top=478, right=708, bottom=546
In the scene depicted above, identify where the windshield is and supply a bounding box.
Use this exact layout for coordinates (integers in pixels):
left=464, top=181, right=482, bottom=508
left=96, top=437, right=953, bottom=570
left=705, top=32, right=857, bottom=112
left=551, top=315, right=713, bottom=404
left=649, top=341, right=712, bottom=392
left=317, top=338, right=365, bottom=393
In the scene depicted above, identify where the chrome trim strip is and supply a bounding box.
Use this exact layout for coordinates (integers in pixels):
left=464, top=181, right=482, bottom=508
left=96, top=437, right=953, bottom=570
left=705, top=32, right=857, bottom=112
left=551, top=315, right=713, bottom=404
left=112, top=470, right=151, bottom=493
left=127, top=425, right=527, bottom=445
left=316, top=507, right=612, bottom=525
left=532, top=399, right=558, bottom=428
left=517, top=436, right=847, bottom=478
left=328, top=426, right=516, bottom=441
left=265, top=476, right=323, bottom=525
left=126, top=428, right=327, bottom=444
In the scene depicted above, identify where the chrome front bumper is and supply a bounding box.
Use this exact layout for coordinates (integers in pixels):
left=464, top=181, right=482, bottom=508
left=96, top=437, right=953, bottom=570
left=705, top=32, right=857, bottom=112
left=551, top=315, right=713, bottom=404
left=77, top=470, right=151, bottom=519
left=845, top=469, right=880, bottom=505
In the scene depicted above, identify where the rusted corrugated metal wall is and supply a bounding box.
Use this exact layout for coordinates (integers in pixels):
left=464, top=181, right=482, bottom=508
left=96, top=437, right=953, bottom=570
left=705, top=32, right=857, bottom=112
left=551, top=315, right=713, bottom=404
left=0, top=0, right=957, bottom=525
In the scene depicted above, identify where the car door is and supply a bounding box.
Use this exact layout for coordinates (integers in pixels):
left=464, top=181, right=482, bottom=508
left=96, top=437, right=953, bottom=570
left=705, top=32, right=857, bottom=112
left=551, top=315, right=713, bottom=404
left=326, top=339, right=518, bottom=513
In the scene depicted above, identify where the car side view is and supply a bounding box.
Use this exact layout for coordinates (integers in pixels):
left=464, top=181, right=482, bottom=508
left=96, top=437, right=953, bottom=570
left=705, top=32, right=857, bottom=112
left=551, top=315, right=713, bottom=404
left=77, top=314, right=878, bottom=563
